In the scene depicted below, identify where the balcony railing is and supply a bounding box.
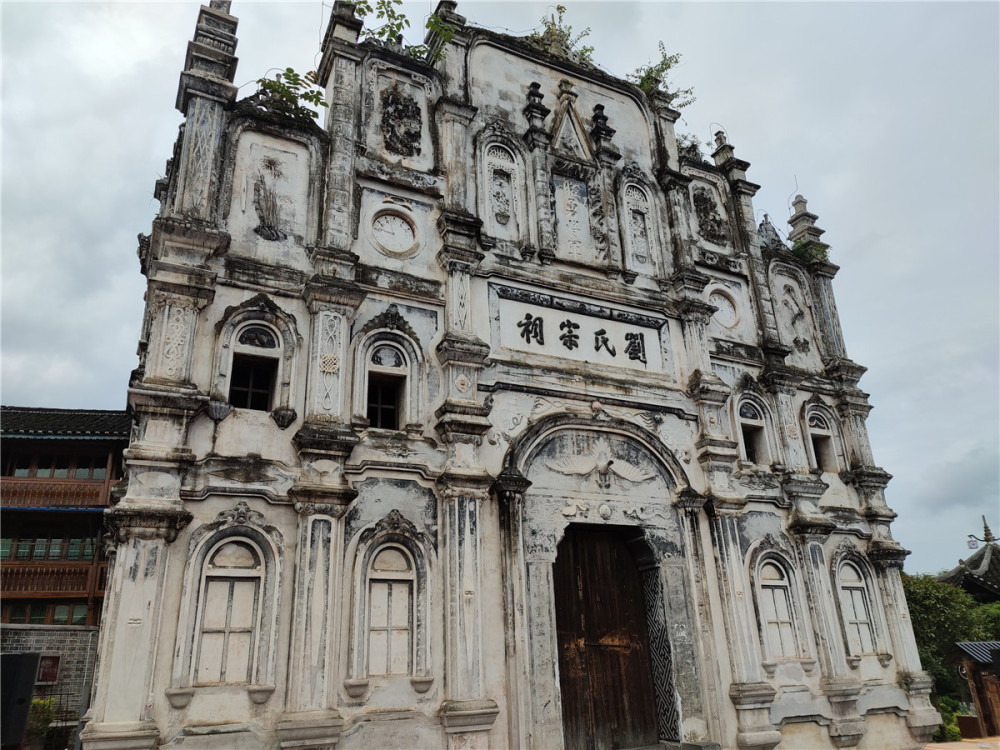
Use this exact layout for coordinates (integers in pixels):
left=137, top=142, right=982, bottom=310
left=1, top=561, right=108, bottom=598
left=0, top=477, right=109, bottom=508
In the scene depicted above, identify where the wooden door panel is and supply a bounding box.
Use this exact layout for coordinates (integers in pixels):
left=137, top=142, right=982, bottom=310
left=555, top=527, right=659, bottom=750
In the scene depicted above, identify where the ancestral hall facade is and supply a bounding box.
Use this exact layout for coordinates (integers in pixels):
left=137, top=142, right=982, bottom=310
left=81, top=2, right=940, bottom=749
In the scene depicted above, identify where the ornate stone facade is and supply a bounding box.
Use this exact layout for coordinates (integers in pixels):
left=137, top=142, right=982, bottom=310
left=81, top=2, right=939, bottom=749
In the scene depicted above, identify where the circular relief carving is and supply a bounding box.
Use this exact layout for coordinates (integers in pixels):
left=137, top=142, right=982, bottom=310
left=372, top=211, right=417, bottom=257
left=708, top=290, right=738, bottom=328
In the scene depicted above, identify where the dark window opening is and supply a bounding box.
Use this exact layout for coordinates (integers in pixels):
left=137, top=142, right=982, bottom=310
left=812, top=435, right=836, bottom=472
left=367, top=374, right=404, bottom=430
left=229, top=355, right=278, bottom=411
left=741, top=424, right=765, bottom=464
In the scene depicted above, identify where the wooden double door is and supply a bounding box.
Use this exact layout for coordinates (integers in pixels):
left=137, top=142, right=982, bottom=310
left=554, top=526, right=660, bottom=750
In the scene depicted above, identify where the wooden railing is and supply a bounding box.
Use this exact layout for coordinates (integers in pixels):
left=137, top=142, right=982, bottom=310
left=0, top=477, right=109, bottom=508
left=1, top=561, right=107, bottom=598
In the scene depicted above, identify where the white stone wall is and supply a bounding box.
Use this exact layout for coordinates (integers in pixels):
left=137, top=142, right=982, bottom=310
left=81, top=3, right=939, bottom=750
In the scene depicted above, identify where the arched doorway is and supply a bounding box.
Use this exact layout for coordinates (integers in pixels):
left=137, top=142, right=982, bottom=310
left=554, top=525, right=659, bottom=749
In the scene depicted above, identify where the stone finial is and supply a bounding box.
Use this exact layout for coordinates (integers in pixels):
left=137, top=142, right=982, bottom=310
left=983, top=515, right=995, bottom=543
left=590, top=104, right=621, bottom=164
left=209, top=0, right=232, bottom=12
left=176, top=1, right=239, bottom=113
left=758, top=214, right=786, bottom=252
left=558, top=79, right=577, bottom=104
left=523, top=82, right=552, bottom=150
left=787, top=194, right=827, bottom=245
left=711, top=130, right=735, bottom=167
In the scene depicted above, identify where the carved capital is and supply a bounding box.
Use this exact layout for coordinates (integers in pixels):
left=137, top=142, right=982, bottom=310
left=105, top=504, right=193, bottom=544
left=868, top=539, right=910, bottom=569
left=435, top=332, right=491, bottom=366
left=292, top=420, right=359, bottom=459
left=289, top=483, right=358, bottom=514
left=434, top=401, right=493, bottom=444
left=437, top=470, right=493, bottom=501
left=437, top=209, right=484, bottom=267
left=302, top=274, right=366, bottom=310
left=492, top=467, right=532, bottom=503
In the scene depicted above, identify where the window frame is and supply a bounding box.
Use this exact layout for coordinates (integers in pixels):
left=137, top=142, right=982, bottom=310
left=836, top=560, right=879, bottom=658
left=735, top=397, right=775, bottom=468
left=353, top=331, right=422, bottom=433
left=752, top=556, right=806, bottom=662
left=803, top=403, right=846, bottom=474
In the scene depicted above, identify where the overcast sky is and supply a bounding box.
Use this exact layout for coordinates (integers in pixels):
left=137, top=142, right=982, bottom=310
left=1, top=1, right=997, bottom=574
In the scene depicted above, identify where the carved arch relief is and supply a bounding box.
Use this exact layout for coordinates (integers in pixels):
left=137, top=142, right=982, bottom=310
left=480, top=139, right=530, bottom=245
left=770, top=263, right=825, bottom=372
left=686, top=176, right=730, bottom=248
left=227, top=132, right=312, bottom=250
left=505, top=420, right=694, bottom=745
left=343, top=509, right=435, bottom=698
left=167, top=502, right=284, bottom=708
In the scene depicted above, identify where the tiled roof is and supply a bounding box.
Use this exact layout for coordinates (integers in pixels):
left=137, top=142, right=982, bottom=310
left=1, top=406, right=131, bottom=440
left=938, top=542, right=1000, bottom=601
left=955, top=641, right=1000, bottom=665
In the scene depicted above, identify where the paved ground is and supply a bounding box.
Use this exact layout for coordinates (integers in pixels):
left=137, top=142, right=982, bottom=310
left=924, top=737, right=1000, bottom=749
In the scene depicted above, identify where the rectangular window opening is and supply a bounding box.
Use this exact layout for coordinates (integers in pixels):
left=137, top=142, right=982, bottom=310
left=741, top=425, right=766, bottom=465
left=812, top=435, right=836, bottom=472
left=367, top=374, right=404, bottom=431
left=229, top=354, right=278, bottom=411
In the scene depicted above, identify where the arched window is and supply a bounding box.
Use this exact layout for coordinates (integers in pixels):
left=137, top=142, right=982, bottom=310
left=806, top=409, right=840, bottom=472
left=756, top=560, right=800, bottom=659
left=838, top=561, right=876, bottom=656
left=352, top=324, right=422, bottom=432
left=366, top=343, right=407, bottom=430
left=366, top=545, right=416, bottom=676
left=346, top=510, right=433, bottom=698
left=737, top=400, right=771, bottom=466
left=168, top=502, right=283, bottom=708
left=213, top=294, right=300, bottom=420
left=194, top=539, right=263, bottom=685
left=229, top=324, right=279, bottom=411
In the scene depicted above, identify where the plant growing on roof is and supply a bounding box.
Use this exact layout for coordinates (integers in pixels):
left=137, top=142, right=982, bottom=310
left=255, top=68, right=328, bottom=121
left=627, top=41, right=696, bottom=109
left=527, top=4, right=595, bottom=64
left=353, top=0, right=456, bottom=62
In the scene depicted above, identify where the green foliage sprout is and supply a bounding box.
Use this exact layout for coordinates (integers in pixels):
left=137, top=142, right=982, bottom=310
left=353, top=0, right=456, bottom=62
left=790, top=239, right=830, bottom=263
left=627, top=42, right=695, bottom=109
left=676, top=132, right=708, bottom=163
left=26, top=697, right=55, bottom=741
left=255, top=68, right=328, bottom=120
left=527, top=5, right=595, bottom=64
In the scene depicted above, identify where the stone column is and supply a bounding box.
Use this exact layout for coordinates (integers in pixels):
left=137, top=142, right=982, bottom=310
left=316, top=2, right=363, bottom=251
left=277, top=497, right=355, bottom=750
left=789, top=527, right=865, bottom=748
left=494, top=469, right=533, bottom=749
left=809, top=261, right=847, bottom=360
left=437, top=99, right=479, bottom=211
left=709, top=511, right=781, bottom=750
left=435, top=210, right=493, bottom=448
left=80, top=509, right=191, bottom=750
left=171, top=2, right=238, bottom=222
left=438, top=474, right=499, bottom=748
left=870, top=555, right=940, bottom=743
left=522, top=82, right=554, bottom=262
left=522, top=534, right=563, bottom=749
left=589, top=103, right=624, bottom=278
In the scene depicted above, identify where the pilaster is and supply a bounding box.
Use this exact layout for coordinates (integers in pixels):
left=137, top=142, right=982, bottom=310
left=81, top=509, right=192, bottom=750
left=172, top=2, right=238, bottom=222
left=317, top=2, right=364, bottom=251
left=522, top=82, right=555, bottom=260
left=435, top=210, right=493, bottom=445
left=589, top=104, right=624, bottom=277
left=280, top=499, right=351, bottom=749
left=436, top=98, right=479, bottom=211
left=437, top=473, right=499, bottom=748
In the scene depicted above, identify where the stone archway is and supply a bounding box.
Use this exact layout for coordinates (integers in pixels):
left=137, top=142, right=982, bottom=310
left=498, top=417, right=703, bottom=750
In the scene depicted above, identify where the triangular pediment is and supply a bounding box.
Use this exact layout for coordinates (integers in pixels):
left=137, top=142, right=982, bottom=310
left=550, top=100, right=592, bottom=161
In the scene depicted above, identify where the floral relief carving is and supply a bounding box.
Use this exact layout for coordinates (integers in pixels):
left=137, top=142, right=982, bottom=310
left=693, top=184, right=729, bottom=245
left=381, top=83, right=422, bottom=157
left=253, top=156, right=288, bottom=242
